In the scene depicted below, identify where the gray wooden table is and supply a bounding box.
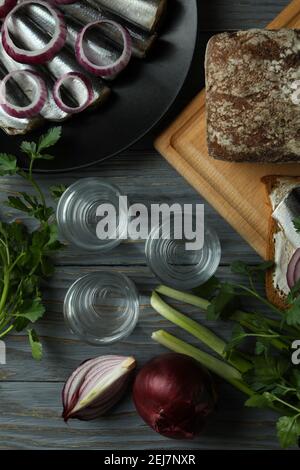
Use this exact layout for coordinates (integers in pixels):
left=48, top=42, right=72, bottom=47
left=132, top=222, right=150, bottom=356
left=0, top=0, right=292, bottom=450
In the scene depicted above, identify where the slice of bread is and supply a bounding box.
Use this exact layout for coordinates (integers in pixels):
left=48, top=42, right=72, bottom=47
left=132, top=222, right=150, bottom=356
left=261, top=176, right=300, bottom=310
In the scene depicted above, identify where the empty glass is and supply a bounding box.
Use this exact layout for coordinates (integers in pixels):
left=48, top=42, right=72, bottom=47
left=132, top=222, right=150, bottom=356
left=64, top=271, right=139, bottom=345
left=145, top=216, right=221, bottom=290
left=56, top=178, right=128, bottom=252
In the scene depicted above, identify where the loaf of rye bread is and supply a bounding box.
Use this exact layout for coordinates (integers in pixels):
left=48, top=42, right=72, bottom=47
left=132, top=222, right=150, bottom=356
left=205, top=29, right=300, bottom=163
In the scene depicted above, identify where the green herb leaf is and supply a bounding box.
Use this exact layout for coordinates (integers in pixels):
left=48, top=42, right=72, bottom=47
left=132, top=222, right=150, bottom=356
left=28, top=328, right=42, bottom=360
left=244, top=356, right=290, bottom=392
left=293, top=217, right=300, bottom=234
left=255, top=340, right=268, bottom=356
left=20, top=141, right=36, bottom=156
left=37, top=127, right=61, bottom=153
left=276, top=415, right=300, bottom=449
left=0, top=153, right=18, bottom=175
left=192, top=276, right=220, bottom=300
left=206, top=283, right=237, bottom=320
left=285, top=297, right=300, bottom=327
left=16, top=298, right=45, bottom=323
left=49, top=184, right=67, bottom=201
left=7, top=196, right=31, bottom=213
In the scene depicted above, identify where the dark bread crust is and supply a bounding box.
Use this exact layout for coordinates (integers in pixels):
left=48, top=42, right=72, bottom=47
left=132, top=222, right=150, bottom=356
left=261, top=175, right=300, bottom=309
left=205, top=30, right=300, bottom=163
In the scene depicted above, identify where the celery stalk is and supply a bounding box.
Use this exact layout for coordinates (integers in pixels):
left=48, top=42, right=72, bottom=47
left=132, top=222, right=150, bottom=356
left=152, top=330, right=254, bottom=396
left=156, top=285, right=210, bottom=310
left=151, top=292, right=252, bottom=373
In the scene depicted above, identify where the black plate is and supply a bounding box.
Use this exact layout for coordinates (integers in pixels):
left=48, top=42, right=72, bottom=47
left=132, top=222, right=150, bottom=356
left=1, top=0, right=198, bottom=172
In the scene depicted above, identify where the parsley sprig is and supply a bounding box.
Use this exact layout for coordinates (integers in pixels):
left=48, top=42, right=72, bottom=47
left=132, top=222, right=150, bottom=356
left=0, top=127, right=66, bottom=359
left=151, top=261, right=300, bottom=448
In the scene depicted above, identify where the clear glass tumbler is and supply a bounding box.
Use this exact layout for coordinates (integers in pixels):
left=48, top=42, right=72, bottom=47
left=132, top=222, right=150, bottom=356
left=64, top=271, right=139, bottom=345
left=145, top=215, right=221, bottom=290
left=56, top=178, right=128, bottom=252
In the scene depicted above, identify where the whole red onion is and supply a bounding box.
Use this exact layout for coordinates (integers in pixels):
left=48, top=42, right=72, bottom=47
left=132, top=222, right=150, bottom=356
left=133, top=353, right=217, bottom=439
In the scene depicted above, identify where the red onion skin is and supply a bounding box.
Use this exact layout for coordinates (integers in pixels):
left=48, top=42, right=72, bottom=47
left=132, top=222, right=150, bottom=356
left=133, top=353, right=217, bottom=439
left=0, top=0, right=17, bottom=19
left=287, top=248, right=300, bottom=290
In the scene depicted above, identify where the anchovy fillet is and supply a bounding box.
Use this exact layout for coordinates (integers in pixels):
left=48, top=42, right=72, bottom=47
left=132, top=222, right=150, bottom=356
left=8, top=13, right=110, bottom=109
left=61, top=0, right=157, bottom=58
left=90, top=0, right=167, bottom=32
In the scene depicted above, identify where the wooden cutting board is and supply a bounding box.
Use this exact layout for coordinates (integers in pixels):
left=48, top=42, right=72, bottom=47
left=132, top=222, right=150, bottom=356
left=155, top=0, right=300, bottom=259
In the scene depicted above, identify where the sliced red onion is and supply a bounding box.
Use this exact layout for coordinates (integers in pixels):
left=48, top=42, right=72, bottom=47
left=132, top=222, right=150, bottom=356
left=0, top=0, right=17, bottom=19
left=0, top=69, right=47, bottom=118
left=62, top=355, right=135, bottom=421
left=287, top=248, right=300, bottom=290
left=53, top=72, right=94, bottom=114
left=2, top=0, right=67, bottom=65
left=75, top=20, right=132, bottom=78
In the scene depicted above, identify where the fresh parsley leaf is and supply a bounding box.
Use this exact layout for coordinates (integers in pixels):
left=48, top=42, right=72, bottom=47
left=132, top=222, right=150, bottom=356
left=293, top=217, right=300, bottom=234
left=28, top=328, right=42, bottom=361
left=244, top=356, right=290, bottom=392
left=192, top=276, right=220, bottom=300
left=276, top=415, right=300, bottom=449
left=37, top=127, right=61, bottom=153
left=49, top=184, right=67, bottom=201
left=16, top=298, right=45, bottom=323
left=7, top=196, right=31, bottom=213
left=255, top=340, right=269, bottom=356
left=285, top=296, right=300, bottom=327
left=206, top=282, right=237, bottom=320
left=231, top=260, right=274, bottom=282
left=20, top=141, right=36, bottom=156
left=225, top=324, right=246, bottom=353
left=287, top=279, right=300, bottom=303
left=0, top=153, right=18, bottom=176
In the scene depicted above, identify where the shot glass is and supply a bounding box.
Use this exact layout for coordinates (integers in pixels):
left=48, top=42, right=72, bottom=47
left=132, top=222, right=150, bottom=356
left=56, top=178, right=128, bottom=252
left=64, top=271, right=139, bottom=345
left=145, top=214, right=221, bottom=290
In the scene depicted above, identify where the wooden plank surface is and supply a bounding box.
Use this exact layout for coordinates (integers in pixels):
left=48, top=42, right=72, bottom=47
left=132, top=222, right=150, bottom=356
left=155, top=0, right=300, bottom=259
left=0, top=0, right=292, bottom=451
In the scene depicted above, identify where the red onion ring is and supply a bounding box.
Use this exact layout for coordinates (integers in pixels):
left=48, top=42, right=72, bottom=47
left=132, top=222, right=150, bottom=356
left=75, top=20, right=132, bottom=78
left=53, top=72, right=94, bottom=114
left=0, top=0, right=17, bottom=19
left=1, top=0, right=67, bottom=65
left=287, top=248, right=300, bottom=290
left=53, top=0, right=77, bottom=3
left=0, top=69, right=47, bottom=118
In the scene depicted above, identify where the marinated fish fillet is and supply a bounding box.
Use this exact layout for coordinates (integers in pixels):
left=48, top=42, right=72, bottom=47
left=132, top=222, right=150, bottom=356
left=25, top=4, right=122, bottom=80
left=8, top=13, right=110, bottom=109
left=90, top=0, right=167, bottom=32
left=0, top=60, right=42, bottom=135
left=0, top=33, right=68, bottom=122
left=61, top=0, right=157, bottom=58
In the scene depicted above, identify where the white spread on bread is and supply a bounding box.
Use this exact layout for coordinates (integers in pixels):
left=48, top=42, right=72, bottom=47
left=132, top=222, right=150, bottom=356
left=270, top=179, right=300, bottom=295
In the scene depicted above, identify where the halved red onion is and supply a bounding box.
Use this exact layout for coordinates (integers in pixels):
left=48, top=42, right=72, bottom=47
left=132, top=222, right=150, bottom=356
left=0, top=0, right=17, bottom=19
left=62, top=355, right=135, bottom=421
left=0, top=69, right=47, bottom=118
left=1, top=0, right=67, bottom=65
left=53, top=72, right=94, bottom=114
left=287, top=248, right=300, bottom=290
left=75, top=20, right=132, bottom=78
